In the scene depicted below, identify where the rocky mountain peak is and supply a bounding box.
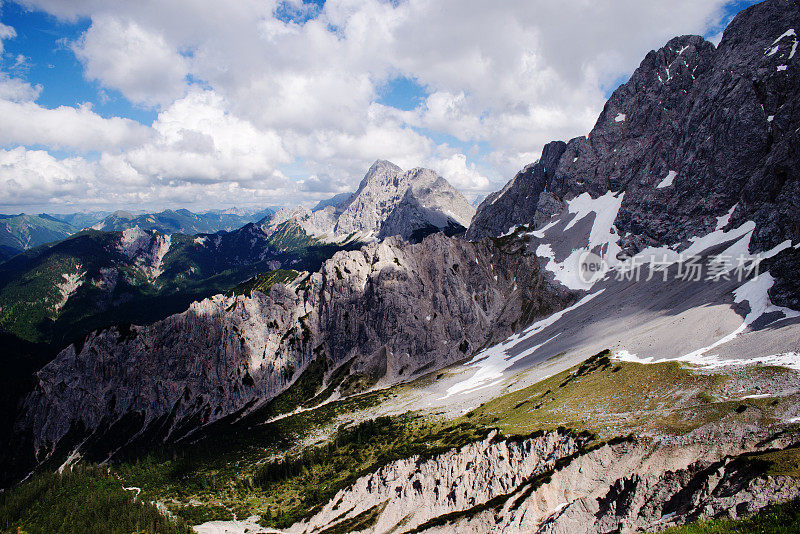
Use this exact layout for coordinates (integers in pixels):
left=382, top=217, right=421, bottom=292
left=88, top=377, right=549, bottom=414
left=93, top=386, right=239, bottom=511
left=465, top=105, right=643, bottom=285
left=468, top=0, right=800, bottom=305
left=356, top=159, right=403, bottom=191
left=265, top=160, right=475, bottom=242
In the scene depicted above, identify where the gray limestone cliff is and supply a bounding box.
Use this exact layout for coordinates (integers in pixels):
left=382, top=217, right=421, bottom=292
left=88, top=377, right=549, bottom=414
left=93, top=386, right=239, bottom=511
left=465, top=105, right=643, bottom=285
left=17, top=233, right=569, bottom=460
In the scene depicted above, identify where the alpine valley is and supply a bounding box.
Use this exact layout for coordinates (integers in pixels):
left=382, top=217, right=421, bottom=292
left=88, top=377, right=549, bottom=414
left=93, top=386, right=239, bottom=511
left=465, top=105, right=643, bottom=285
left=3, top=1, right=800, bottom=534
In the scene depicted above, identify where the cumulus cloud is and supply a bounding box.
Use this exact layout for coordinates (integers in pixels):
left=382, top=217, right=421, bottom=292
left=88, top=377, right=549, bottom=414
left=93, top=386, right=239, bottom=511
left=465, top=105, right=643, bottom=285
left=428, top=153, right=491, bottom=193
left=0, top=100, right=151, bottom=151
left=124, top=89, right=290, bottom=183
left=3, top=0, right=750, bottom=210
left=0, top=73, right=41, bottom=102
left=72, top=15, right=189, bottom=107
left=0, top=147, right=94, bottom=207
left=0, top=20, right=15, bottom=54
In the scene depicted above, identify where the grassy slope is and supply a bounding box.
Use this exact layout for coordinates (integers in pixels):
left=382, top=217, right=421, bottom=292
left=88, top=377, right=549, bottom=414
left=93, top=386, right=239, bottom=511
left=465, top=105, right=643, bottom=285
left=656, top=497, right=800, bottom=534
left=465, top=350, right=794, bottom=439
left=102, top=351, right=796, bottom=528
left=229, top=269, right=299, bottom=297
left=0, top=214, right=75, bottom=252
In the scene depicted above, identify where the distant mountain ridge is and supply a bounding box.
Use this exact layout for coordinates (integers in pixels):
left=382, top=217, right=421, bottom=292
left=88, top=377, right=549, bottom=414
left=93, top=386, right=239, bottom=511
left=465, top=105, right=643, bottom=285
left=92, top=207, right=274, bottom=235
left=0, top=208, right=276, bottom=263
left=0, top=220, right=360, bottom=346
left=0, top=214, right=76, bottom=259
left=266, top=160, right=476, bottom=242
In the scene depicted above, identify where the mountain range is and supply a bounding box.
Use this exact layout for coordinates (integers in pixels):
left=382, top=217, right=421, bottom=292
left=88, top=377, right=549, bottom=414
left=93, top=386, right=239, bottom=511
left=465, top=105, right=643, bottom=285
left=0, top=208, right=277, bottom=262
left=91, top=208, right=275, bottom=235
left=3, top=1, right=800, bottom=533
left=0, top=213, right=78, bottom=261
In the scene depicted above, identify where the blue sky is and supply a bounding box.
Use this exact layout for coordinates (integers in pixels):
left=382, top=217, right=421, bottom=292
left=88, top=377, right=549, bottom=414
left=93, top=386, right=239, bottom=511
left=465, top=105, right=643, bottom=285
left=0, top=2, right=157, bottom=124
left=0, top=0, right=765, bottom=212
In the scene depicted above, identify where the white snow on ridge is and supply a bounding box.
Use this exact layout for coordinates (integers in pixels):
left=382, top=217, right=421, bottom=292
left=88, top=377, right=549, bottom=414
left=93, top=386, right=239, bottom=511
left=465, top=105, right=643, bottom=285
left=766, top=29, right=797, bottom=57
left=500, top=225, right=519, bottom=237
left=657, top=170, right=677, bottom=189
left=715, top=203, right=737, bottom=230
left=445, top=290, right=606, bottom=397
left=529, top=219, right=559, bottom=238
left=614, top=113, right=626, bottom=122
left=563, top=191, right=624, bottom=250
left=536, top=192, right=624, bottom=290
left=616, top=351, right=800, bottom=372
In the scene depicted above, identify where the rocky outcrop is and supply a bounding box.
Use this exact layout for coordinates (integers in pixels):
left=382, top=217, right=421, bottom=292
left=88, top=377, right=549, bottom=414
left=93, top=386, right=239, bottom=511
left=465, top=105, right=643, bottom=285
left=269, top=160, right=476, bottom=242
left=287, top=429, right=800, bottom=534
left=288, top=429, right=589, bottom=534
left=17, top=232, right=569, bottom=461
left=466, top=0, right=800, bottom=306
left=263, top=205, right=339, bottom=239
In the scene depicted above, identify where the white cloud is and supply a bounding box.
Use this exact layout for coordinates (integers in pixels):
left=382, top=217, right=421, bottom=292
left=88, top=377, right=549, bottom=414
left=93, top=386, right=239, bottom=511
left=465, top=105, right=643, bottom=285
left=3, top=0, right=747, bottom=211
left=0, top=73, right=41, bottom=102
left=0, top=147, right=93, bottom=206
left=0, top=145, right=297, bottom=210
left=124, top=89, right=290, bottom=183
left=72, top=15, right=189, bottom=107
left=0, top=100, right=151, bottom=151
left=428, top=153, right=491, bottom=193
left=0, top=20, right=15, bottom=54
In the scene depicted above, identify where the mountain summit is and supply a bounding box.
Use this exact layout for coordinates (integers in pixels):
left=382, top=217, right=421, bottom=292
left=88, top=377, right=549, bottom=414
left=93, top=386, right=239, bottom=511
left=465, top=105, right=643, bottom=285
left=468, top=0, right=800, bottom=305
left=267, top=160, right=476, bottom=242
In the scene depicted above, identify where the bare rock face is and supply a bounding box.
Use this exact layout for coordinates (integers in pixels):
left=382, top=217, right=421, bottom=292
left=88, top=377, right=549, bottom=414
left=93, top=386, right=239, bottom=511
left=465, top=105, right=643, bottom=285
left=288, top=429, right=589, bottom=534
left=263, top=205, right=339, bottom=238
left=467, top=0, right=800, bottom=306
left=270, top=160, right=476, bottom=242
left=17, top=233, right=569, bottom=461
left=286, top=430, right=800, bottom=534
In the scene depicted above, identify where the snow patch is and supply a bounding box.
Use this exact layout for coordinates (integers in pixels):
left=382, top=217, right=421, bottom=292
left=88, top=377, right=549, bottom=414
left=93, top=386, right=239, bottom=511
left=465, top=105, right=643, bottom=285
left=778, top=65, right=788, bottom=71
left=563, top=191, right=624, bottom=250
left=614, top=113, right=626, bottom=122
left=500, top=225, right=519, bottom=237
left=657, top=170, right=677, bottom=189
left=613, top=349, right=641, bottom=363
left=679, top=352, right=800, bottom=371
left=445, top=290, right=605, bottom=397
left=678, top=274, right=799, bottom=363
left=715, top=203, right=737, bottom=230
left=528, top=219, right=559, bottom=238
left=536, top=192, right=624, bottom=290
